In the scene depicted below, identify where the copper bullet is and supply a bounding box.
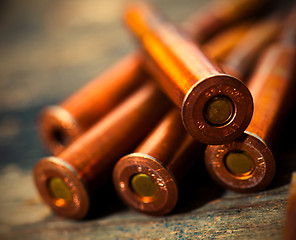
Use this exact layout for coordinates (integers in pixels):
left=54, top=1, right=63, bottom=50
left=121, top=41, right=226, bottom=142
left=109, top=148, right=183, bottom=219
left=183, top=0, right=269, bottom=43
left=222, top=14, right=281, bottom=80
left=124, top=3, right=253, bottom=144
left=38, top=53, right=146, bottom=155
left=205, top=10, right=296, bottom=193
left=33, top=82, right=170, bottom=219
left=113, top=109, right=203, bottom=215
left=284, top=172, right=296, bottom=240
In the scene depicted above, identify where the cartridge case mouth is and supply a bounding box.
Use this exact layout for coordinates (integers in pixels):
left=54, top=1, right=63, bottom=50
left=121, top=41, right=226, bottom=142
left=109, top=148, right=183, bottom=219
left=33, top=157, right=89, bottom=219
left=38, top=106, right=82, bottom=155
left=204, top=132, right=275, bottom=193
left=113, top=153, right=178, bottom=216
left=182, top=74, right=253, bottom=145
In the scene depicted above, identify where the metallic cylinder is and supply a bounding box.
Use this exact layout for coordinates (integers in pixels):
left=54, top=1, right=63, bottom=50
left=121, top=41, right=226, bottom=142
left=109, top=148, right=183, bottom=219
left=205, top=15, right=296, bottom=192
left=33, top=82, right=170, bottom=219
left=124, top=4, right=253, bottom=144
left=38, top=53, right=145, bottom=155
left=113, top=110, right=203, bottom=215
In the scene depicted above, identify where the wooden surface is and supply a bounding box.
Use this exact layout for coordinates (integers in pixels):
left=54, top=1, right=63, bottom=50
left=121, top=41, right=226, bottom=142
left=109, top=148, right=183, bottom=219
left=0, top=0, right=295, bottom=239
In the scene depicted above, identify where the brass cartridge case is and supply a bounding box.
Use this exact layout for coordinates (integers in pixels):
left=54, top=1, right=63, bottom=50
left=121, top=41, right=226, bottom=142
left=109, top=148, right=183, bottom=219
left=124, top=4, right=253, bottom=144
left=38, top=0, right=265, bottom=154
left=38, top=53, right=145, bottom=155
left=34, top=82, right=170, bottom=219
left=205, top=14, right=296, bottom=192
left=113, top=15, right=260, bottom=216
left=113, top=109, right=203, bottom=215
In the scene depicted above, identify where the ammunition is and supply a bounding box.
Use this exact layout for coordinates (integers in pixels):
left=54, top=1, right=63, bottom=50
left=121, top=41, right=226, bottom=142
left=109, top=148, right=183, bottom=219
left=113, top=110, right=203, bottom=215
left=34, top=82, right=170, bottom=219
left=124, top=4, right=253, bottom=144
left=205, top=11, right=296, bottom=192
left=38, top=0, right=264, bottom=155
left=112, top=5, right=264, bottom=216
left=35, top=0, right=267, bottom=218
left=112, top=13, right=264, bottom=215
left=38, top=53, right=145, bottom=155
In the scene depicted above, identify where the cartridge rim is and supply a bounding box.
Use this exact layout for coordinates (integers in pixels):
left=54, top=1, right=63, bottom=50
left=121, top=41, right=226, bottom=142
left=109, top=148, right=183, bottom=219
left=204, top=132, right=275, bottom=193
left=113, top=153, right=178, bottom=216
left=33, top=157, right=89, bottom=219
left=182, top=74, right=253, bottom=144
left=38, top=106, right=81, bottom=155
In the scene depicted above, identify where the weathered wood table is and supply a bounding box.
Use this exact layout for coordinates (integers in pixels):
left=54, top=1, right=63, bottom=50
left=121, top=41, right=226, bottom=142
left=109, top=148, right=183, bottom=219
left=0, top=0, right=295, bottom=239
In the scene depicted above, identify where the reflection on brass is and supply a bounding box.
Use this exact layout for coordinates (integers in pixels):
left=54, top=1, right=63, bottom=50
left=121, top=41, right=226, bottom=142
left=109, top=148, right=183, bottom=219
left=204, top=96, right=234, bottom=126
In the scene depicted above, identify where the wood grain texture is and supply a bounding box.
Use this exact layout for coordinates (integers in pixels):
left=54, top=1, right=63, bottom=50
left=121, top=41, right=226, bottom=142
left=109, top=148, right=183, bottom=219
left=0, top=0, right=295, bottom=239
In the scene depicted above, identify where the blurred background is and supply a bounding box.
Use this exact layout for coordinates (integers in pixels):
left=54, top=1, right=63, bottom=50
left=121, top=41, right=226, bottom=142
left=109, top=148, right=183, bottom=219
left=0, top=0, right=295, bottom=239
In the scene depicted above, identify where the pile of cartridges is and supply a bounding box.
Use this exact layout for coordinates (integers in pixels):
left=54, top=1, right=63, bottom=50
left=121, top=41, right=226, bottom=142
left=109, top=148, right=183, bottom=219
left=33, top=0, right=296, bottom=224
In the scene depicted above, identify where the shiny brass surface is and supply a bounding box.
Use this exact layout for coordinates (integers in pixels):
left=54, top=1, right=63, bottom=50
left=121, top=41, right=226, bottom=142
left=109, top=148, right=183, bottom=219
left=34, top=82, right=170, bottom=219
left=36, top=0, right=275, bottom=216
left=113, top=110, right=204, bottom=215
left=205, top=10, right=296, bottom=192
left=39, top=0, right=269, bottom=154
left=124, top=3, right=253, bottom=144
